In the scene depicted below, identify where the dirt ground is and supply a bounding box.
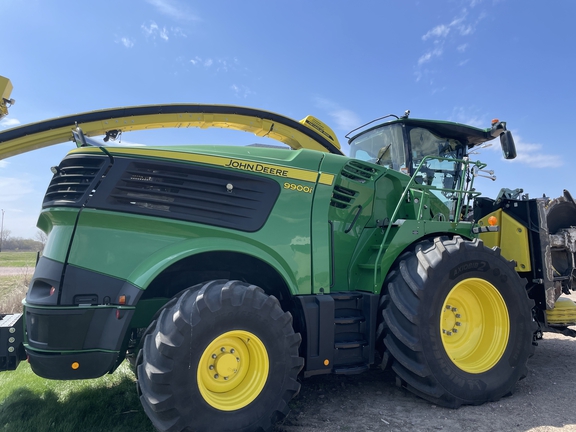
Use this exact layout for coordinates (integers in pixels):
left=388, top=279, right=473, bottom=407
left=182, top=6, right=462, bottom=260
left=0, top=267, right=31, bottom=276
left=274, top=292, right=576, bottom=432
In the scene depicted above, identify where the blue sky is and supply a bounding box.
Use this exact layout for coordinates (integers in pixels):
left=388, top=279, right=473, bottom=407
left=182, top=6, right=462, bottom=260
left=1, top=0, right=575, bottom=238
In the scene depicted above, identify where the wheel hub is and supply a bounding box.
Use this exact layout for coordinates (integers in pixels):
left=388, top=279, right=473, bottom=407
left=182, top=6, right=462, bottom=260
left=440, top=278, right=510, bottom=374
left=442, top=305, right=462, bottom=336
left=198, top=330, right=269, bottom=411
left=213, top=352, right=238, bottom=379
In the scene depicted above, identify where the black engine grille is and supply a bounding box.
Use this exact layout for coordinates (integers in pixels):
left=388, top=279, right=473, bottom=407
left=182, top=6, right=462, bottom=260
left=93, top=159, right=280, bottom=232
left=42, top=156, right=107, bottom=208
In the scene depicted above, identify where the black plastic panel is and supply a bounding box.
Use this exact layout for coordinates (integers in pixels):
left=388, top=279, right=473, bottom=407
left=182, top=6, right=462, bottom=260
left=88, top=158, right=281, bottom=232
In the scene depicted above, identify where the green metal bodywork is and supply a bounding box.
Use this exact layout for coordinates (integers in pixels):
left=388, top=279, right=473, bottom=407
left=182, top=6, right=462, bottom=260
left=12, top=106, right=502, bottom=374
left=38, top=145, right=477, bottom=298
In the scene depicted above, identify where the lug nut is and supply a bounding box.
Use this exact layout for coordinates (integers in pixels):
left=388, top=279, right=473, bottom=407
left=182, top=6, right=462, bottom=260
left=214, top=374, right=219, bottom=379
left=212, top=354, right=217, bottom=359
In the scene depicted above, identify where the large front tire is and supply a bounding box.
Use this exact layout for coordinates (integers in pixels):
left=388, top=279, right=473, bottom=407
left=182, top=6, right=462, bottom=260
left=379, top=236, right=534, bottom=407
left=137, top=280, right=303, bottom=432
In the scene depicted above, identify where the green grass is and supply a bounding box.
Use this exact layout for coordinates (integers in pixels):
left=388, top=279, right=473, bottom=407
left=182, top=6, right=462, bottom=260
left=0, top=361, right=155, bottom=432
left=0, top=251, right=37, bottom=268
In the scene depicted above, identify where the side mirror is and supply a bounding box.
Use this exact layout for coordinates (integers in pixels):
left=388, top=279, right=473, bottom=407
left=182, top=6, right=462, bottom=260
left=500, top=130, right=516, bottom=160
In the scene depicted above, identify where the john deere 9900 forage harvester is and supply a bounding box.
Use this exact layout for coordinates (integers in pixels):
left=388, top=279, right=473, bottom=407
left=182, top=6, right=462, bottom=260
left=1, top=83, right=575, bottom=431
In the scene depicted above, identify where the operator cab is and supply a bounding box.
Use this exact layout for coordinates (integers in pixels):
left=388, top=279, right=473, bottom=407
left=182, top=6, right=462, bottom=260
left=347, top=112, right=516, bottom=219
left=348, top=111, right=515, bottom=173
left=348, top=115, right=467, bottom=205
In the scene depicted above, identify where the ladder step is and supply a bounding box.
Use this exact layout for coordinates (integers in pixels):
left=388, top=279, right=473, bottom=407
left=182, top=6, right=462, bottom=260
left=335, top=340, right=367, bottom=349
left=334, top=316, right=364, bottom=325
left=333, top=364, right=370, bottom=375
left=332, top=292, right=363, bottom=301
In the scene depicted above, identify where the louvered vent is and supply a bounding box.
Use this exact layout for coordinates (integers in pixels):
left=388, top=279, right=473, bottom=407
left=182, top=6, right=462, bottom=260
left=103, top=161, right=279, bottom=232
left=341, top=160, right=377, bottom=183
left=43, top=156, right=106, bottom=208
left=330, top=185, right=357, bottom=209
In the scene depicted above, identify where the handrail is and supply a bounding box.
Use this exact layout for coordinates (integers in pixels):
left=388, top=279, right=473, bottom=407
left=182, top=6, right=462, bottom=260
left=372, top=156, right=486, bottom=287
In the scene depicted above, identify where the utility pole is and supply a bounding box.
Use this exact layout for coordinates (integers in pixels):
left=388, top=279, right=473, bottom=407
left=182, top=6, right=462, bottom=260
left=0, top=209, right=4, bottom=253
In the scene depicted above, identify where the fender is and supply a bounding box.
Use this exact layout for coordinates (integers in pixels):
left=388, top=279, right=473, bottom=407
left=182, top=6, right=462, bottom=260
left=127, top=236, right=301, bottom=295
left=376, top=220, right=475, bottom=292
left=0, top=104, right=342, bottom=159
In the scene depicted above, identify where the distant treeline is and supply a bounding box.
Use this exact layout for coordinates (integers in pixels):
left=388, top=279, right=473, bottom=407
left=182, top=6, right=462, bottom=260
left=1, top=237, right=44, bottom=252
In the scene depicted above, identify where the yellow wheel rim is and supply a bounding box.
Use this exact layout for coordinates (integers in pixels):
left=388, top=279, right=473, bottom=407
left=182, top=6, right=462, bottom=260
left=440, top=278, right=510, bottom=374
left=197, top=330, right=269, bottom=411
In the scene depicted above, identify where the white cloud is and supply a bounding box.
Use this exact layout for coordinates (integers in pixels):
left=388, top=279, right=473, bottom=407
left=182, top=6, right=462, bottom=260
left=458, top=24, right=474, bottom=36
left=141, top=21, right=169, bottom=41
left=418, top=47, right=443, bottom=65
left=145, top=0, right=200, bottom=22
left=416, top=8, right=481, bottom=76
left=230, top=84, right=253, bottom=98
left=171, top=27, right=187, bottom=38
left=0, top=118, right=20, bottom=129
left=510, top=134, right=563, bottom=168
left=422, top=25, right=450, bottom=41
left=448, top=107, right=486, bottom=128
left=204, top=59, right=213, bottom=67
left=314, top=98, right=361, bottom=132
left=0, top=177, right=34, bottom=202
left=0, top=160, right=8, bottom=168
left=120, top=37, right=134, bottom=48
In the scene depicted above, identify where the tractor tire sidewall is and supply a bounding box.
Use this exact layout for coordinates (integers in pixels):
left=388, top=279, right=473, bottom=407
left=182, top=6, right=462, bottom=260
left=172, top=303, right=292, bottom=430
left=138, top=280, right=301, bottom=432
left=418, top=240, right=532, bottom=403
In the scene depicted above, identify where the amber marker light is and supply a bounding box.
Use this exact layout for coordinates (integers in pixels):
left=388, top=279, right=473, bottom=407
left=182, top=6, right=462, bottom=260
left=118, top=295, right=126, bottom=305
left=488, top=216, right=498, bottom=226
left=324, top=359, right=330, bottom=366
left=71, top=362, right=80, bottom=370
left=491, top=118, right=499, bottom=125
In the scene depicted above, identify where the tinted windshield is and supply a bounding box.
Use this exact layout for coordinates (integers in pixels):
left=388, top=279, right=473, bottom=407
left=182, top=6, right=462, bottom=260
left=409, top=126, right=465, bottom=204
left=349, top=124, right=406, bottom=171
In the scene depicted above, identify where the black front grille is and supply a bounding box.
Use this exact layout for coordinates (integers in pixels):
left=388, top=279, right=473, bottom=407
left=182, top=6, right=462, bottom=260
left=43, top=156, right=107, bottom=208
left=96, top=160, right=280, bottom=232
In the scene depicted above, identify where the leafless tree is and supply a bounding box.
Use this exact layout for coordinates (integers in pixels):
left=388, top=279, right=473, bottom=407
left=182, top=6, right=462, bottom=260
left=35, top=230, right=48, bottom=253
left=0, top=228, right=11, bottom=252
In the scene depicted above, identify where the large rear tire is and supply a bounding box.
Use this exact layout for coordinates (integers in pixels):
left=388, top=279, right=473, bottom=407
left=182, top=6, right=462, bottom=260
left=137, top=280, right=303, bottom=432
left=379, top=236, right=534, bottom=407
